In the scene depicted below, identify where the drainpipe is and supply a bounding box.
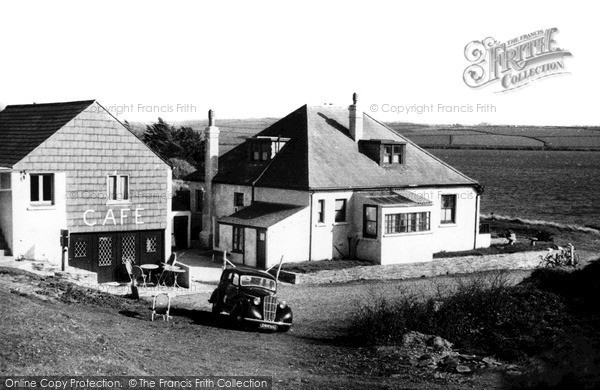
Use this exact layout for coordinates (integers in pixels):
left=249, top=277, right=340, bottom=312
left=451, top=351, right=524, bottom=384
left=308, top=191, right=314, bottom=261
left=473, top=185, right=484, bottom=249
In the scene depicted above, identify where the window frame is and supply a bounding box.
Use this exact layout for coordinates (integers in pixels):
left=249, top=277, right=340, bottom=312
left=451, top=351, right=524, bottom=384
left=381, top=144, right=405, bottom=165
left=234, top=192, right=244, bottom=209
left=107, top=174, right=130, bottom=203
left=363, top=204, right=378, bottom=239
left=440, top=194, right=457, bottom=224
left=195, top=190, right=203, bottom=212
left=334, top=199, right=347, bottom=223
left=30, top=173, right=55, bottom=205
left=385, top=211, right=431, bottom=234
left=317, top=199, right=325, bottom=224
left=232, top=226, right=244, bottom=253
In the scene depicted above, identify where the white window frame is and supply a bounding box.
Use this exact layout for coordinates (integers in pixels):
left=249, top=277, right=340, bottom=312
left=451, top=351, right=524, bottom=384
left=107, top=174, right=130, bottom=204
left=30, top=173, right=54, bottom=206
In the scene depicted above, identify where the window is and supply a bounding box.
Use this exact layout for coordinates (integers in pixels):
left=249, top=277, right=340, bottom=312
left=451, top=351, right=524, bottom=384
left=385, top=212, right=431, bottom=234
left=363, top=205, right=378, bottom=238
left=195, top=190, right=203, bottom=212
left=382, top=144, right=404, bottom=164
left=317, top=199, right=325, bottom=223
left=251, top=141, right=270, bottom=161
left=232, top=226, right=244, bottom=253
left=234, top=192, right=244, bottom=210
left=441, top=194, right=456, bottom=224
left=334, top=199, right=347, bottom=223
left=0, top=173, right=10, bottom=190
left=107, top=175, right=129, bottom=201
left=30, top=174, right=54, bottom=204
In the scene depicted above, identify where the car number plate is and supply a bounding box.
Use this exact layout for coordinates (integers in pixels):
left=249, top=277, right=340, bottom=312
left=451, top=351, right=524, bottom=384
left=259, top=323, right=278, bottom=331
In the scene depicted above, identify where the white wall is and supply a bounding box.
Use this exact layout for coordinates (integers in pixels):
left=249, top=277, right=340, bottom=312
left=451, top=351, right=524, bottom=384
left=380, top=204, right=434, bottom=265
left=267, top=207, right=310, bottom=266
left=213, top=183, right=253, bottom=218
left=310, top=191, right=354, bottom=260
left=411, top=186, right=479, bottom=253
left=12, top=172, right=68, bottom=264
left=253, top=187, right=309, bottom=206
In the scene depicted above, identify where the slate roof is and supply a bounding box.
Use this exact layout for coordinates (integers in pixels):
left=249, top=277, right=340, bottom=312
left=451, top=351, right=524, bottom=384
left=0, top=100, right=95, bottom=167
left=218, top=202, right=306, bottom=228
left=190, top=104, right=478, bottom=190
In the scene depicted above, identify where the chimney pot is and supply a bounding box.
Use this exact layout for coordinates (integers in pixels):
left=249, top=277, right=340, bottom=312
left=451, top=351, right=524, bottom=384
left=208, top=109, right=215, bottom=126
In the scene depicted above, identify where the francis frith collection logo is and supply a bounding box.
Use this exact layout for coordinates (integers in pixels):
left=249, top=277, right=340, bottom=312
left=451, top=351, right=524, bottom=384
left=463, top=28, right=572, bottom=92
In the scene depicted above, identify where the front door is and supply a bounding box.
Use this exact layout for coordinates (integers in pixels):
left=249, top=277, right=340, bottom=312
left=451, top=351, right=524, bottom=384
left=70, top=235, right=94, bottom=272
left=256, top=229, right=267, bottom=269
left=96, top=234, right=116, bottom=283
left=116, top=232, right=138, bottom=282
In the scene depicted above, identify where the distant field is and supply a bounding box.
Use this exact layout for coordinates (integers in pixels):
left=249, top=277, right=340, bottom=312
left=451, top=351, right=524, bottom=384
left=388, top=123, right=600, bottom=150
left=129, top=118, right=600, bottom=151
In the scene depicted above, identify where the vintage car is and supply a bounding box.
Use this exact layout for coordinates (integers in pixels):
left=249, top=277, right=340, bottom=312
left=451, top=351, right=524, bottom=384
left=209, top=267, right=293, bottom=332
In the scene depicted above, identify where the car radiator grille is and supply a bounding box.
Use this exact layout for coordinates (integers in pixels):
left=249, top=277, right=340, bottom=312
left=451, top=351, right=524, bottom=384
left=263, top=296, right=277, bottom=322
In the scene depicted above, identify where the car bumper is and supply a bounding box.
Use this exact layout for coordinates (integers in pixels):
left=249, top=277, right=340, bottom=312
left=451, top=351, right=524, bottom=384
left=243, top=318, right=291, bottom=327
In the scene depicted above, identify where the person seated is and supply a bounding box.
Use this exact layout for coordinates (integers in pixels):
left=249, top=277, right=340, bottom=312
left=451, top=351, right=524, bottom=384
left=506, top=230, right=517, bottom=245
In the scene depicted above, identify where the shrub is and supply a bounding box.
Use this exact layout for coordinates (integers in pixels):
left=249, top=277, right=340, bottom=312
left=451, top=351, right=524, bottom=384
left=349, top=272, right=570, bottom=360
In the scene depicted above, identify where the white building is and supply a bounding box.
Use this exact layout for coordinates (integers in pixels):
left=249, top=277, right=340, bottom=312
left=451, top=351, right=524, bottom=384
left=0, top=100, right=172, bottom=283
left=187, top=94, right=490, bottom=269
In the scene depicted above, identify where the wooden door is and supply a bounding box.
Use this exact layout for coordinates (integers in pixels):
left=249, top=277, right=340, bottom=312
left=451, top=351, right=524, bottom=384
left=256, top=229, right=267, bottom=269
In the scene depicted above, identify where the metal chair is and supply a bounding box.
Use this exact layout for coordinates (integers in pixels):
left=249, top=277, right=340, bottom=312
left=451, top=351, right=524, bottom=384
left=152, top=292, right=173, bottom=321
left=132, top=265, right=148, bottom=287
left=124, top=259, right=135, bottom=285
left=159, top=252, right=181, bottom=286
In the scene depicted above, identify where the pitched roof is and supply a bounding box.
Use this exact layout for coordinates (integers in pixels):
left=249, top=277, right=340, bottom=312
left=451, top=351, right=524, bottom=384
left=218, top=202, right=306, bottom=229
left=192, top=104, right=478, bottom=190
left=0, top=100, right=95, bottom=167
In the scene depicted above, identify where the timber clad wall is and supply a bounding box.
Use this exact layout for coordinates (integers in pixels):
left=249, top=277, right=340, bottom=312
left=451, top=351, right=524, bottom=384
left=13, top=103, right=170, bottom=233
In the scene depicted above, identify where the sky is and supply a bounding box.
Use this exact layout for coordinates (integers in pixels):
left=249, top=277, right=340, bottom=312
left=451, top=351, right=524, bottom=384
left=0, top=0, right=597, bottom=126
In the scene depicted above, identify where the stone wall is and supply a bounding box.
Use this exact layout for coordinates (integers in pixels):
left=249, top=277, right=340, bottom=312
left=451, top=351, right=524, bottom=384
left=284, top=250, right=552, bottom=285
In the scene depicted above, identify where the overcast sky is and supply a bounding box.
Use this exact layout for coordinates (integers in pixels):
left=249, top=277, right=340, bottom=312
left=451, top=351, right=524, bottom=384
left=0, top=0, right=596, bottom=126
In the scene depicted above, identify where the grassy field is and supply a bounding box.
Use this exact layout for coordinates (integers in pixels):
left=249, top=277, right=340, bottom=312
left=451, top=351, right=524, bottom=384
left=129, top=118, right=600, bottom=151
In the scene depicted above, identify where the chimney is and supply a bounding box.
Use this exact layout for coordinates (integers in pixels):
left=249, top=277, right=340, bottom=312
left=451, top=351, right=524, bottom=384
left=348, top=92, right=363, bottom=142
left=200, top=109, right=220, bottom=248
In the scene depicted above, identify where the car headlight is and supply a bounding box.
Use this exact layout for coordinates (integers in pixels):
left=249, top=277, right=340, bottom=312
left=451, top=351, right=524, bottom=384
left=279, top=300, right=287, bottom=309
left=253, top=297, right=261, bottom=306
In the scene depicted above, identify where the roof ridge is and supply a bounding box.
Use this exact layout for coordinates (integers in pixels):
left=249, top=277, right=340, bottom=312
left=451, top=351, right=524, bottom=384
left=5, top=99, right=96, bottom=109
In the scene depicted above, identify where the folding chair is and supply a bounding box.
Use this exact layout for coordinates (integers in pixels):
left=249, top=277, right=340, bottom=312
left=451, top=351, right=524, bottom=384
left=152, top=292, right=173, bottom=321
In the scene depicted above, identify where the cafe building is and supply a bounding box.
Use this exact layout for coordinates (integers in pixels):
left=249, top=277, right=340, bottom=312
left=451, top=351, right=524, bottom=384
left=0, top=100, right=172, bottom=283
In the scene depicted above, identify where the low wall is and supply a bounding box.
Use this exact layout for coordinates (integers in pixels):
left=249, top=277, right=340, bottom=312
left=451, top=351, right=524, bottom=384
left=284, top=250, right=551, bottom=285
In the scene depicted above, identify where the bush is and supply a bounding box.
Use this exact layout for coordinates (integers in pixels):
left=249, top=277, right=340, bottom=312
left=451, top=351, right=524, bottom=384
left=168, top=158, right=196, bottom=180
left=349, top=272, right=570, bottom=360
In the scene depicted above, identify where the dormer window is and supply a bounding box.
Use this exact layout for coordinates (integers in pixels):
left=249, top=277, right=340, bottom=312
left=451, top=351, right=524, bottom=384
left=383, top=144, right=404, bottom=164
left=251, top=141, right=270, bottom=161
left=358, top=139, right=406, bottom=166
left=247, top=136, right=290, bottom=162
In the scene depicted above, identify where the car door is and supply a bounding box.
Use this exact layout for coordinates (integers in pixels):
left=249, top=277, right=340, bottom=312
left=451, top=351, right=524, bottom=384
left=223, top=273, right=240, bottom=311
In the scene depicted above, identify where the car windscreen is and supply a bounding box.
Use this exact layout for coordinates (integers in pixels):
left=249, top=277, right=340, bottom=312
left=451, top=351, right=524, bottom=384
left=239, top=275, right=276, bottom=291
